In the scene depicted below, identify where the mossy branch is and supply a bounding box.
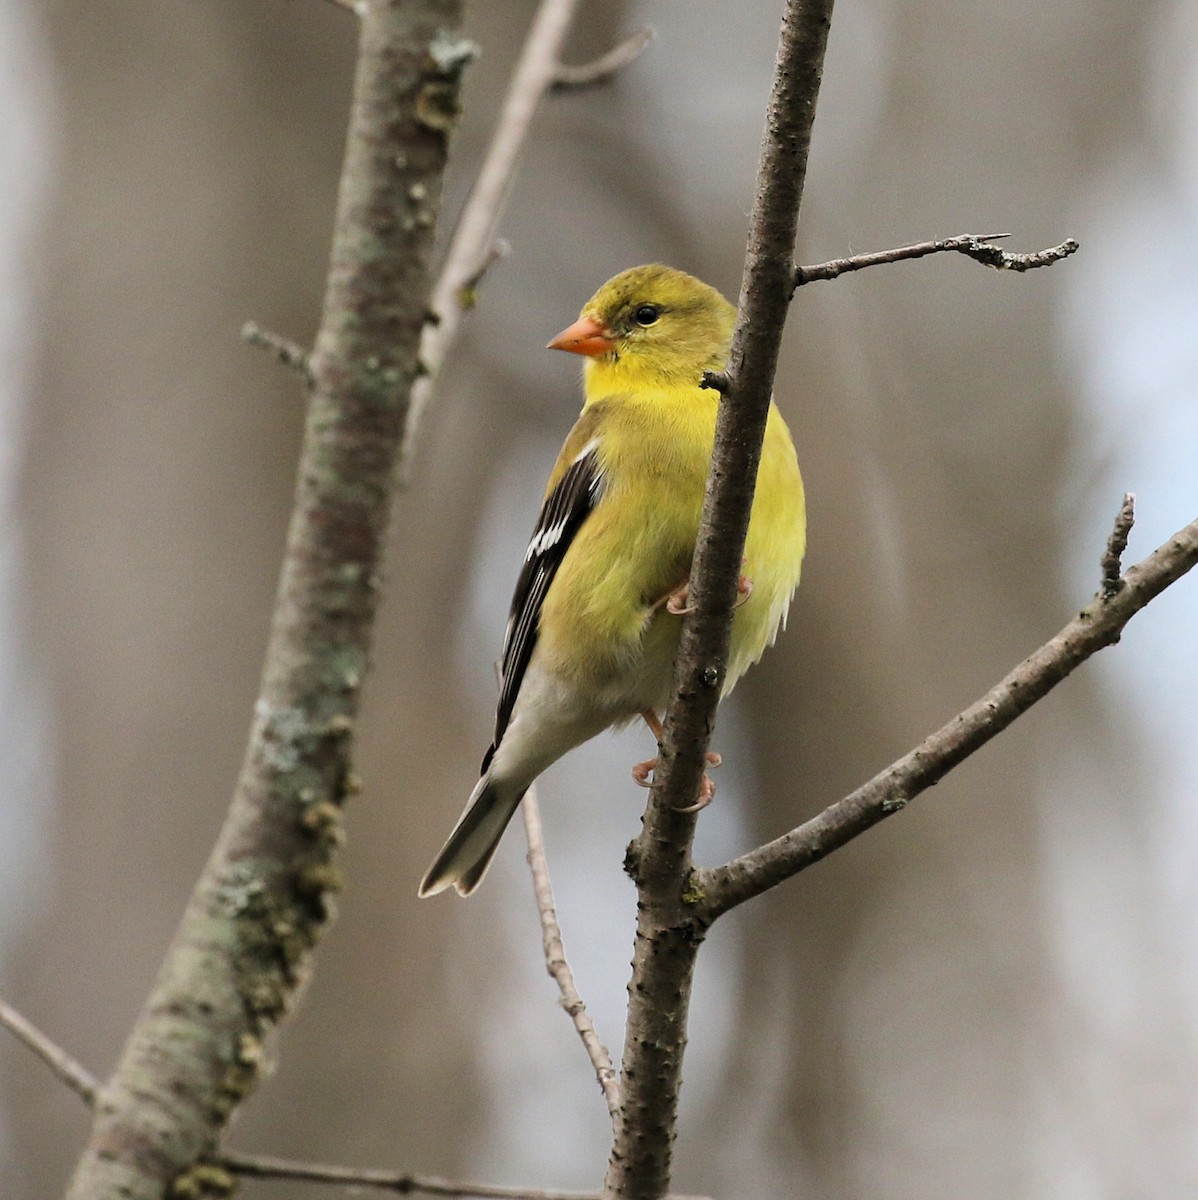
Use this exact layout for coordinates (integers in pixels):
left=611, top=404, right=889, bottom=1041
left=62, top=5, right=466, bottom=1196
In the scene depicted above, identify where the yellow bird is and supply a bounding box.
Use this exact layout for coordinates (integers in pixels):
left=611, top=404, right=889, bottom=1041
left=419, top=264, right=806, bottom=897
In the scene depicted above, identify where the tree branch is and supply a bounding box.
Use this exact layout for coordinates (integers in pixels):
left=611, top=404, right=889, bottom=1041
left=63, top=6, right=467, bottom=1197
left=1101, top=492, right=1136, bottom=597
left=220, top=1150, right=712, bottom=1199
left=792, top=233, right=1079, bottom=288
left=603, top=1, right=837, bottom=1197
left=241, top=320, right=312, bottom=382
left=552, top=27, right=654, bottom=91
left=0, top=998, right=98, bottom=1105
left=693, top=512, right=1198, bottom=919
left=401, top=2, right=649, bottom=480
left=522, top=787, right=621, bottom=1122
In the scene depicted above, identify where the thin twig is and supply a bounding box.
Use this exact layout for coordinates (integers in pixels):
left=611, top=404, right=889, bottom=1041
left=552, top=27, right=654, bottom=90
left=0, top=998, right=98, bottom=1105
left=219, top=1150, right=709, bottom=1199
left=792, top=233, right=1079, bottom=289
left=695, top=512, right=1198, bottom=920
left=401, top=0, right=580, bottom=478
left=401, top=2, right=645, bottom=482
left=241, top=320, right=312, bottom=382
left=521, top=787, right=621, bottom=1122
left=1101, top=492, right=1136, bottom=597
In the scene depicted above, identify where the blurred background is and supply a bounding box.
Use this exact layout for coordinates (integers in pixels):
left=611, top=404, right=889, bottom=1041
left=1, top=0, right=1197, bottom=1196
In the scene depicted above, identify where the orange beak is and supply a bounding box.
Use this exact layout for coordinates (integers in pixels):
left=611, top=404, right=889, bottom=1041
left=547, top=315, right=615, bottom=358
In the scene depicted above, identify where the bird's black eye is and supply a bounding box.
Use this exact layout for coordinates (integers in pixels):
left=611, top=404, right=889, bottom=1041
left=633, top=304, right=661, bottom=326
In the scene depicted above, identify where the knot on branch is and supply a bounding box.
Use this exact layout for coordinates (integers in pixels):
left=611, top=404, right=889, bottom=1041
left=700, top=370, right=730, bottom=395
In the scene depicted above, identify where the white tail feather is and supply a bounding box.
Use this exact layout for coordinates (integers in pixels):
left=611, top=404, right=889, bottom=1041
left=418, top=775, right=525, bottom=898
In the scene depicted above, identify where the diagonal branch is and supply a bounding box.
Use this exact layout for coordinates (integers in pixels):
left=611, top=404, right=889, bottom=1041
left=401, top=3, right=651, bottom=479
left=522, top=787, right=620, bottom=1122
left=400, top=0, right=580, bottom=479
left=694, top=511, right=1198, bottom=920
left=0, top=998, right=98, bottom=1105
left=792, top=233, right=1079, bottom=288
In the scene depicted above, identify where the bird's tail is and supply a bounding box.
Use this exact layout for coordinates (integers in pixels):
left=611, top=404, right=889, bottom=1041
left=417, top=775, right=525, bottom=898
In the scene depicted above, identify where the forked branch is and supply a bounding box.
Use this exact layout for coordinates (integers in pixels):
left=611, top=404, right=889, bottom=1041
left=694, top=510, right=1198, bottom=920
left=401, top=2, right=652, bottom=478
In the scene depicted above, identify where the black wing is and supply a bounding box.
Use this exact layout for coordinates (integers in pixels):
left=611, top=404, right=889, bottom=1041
left=482, top=441, right=605, bottom=771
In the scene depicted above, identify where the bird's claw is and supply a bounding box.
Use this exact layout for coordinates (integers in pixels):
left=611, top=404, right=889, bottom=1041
left=658, top=571, right=753, bottom=616
left=632, top=757, right=657, bottom=788
left=664, top=585, right=694, bottom=616
left=633, top=752, right=721, bottom=811
left=674, top=768, right=718, bottom=813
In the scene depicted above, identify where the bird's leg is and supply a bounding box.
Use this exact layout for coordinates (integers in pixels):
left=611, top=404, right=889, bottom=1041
left=631, top=709, right=664, bottom=787
left=631, top=709, right=721, bottom=809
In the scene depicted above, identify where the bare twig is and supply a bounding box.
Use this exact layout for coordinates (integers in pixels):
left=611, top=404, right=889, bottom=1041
left=1101, top=492, right=1136, bottom=597
left=401, top=3, right=648, bottom=481
left=241, top=320, right=312, bottom=382
left=793, top=233, right=1079, bottom=288
left=694, top=513, right=1198, bottom=919
left=521, top=787, right=621, bottom=1122
left=961, top=236, right=1080, bottom=271
left=0, top=998, right=98, bottom=1105
left=220, top=1150, right=713, bottom=1199
left=552, top=27, right=654, bottom=90
left=603, top=2, right=837, bottom=1197
left=64, top=6, right=468, bottom=1197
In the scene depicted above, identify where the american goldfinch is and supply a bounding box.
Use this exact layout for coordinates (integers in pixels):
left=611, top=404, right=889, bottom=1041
left=418, top=264, right=806, bottom=898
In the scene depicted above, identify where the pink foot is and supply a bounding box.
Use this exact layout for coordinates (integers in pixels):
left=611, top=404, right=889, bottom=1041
left=631, top=750, right=722, bottom=801
left=659, top=570, right=753, bottom=616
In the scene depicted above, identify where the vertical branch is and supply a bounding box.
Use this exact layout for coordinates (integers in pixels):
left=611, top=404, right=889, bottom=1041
left=63, top=4, right=465, bottom=1197
left=604, top=1, right=836, bottom=1197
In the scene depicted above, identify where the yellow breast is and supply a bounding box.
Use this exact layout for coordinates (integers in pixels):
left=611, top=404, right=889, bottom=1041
left=536, top=383, right=805, bottom=712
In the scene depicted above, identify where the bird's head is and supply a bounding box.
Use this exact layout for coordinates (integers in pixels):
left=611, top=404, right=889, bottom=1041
left=548, top=264, right=736, bottom=392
